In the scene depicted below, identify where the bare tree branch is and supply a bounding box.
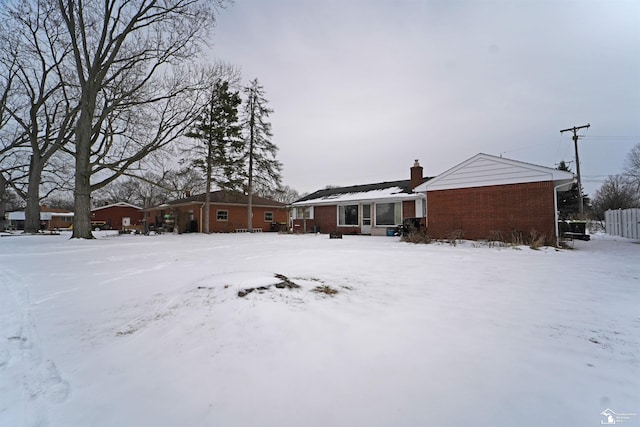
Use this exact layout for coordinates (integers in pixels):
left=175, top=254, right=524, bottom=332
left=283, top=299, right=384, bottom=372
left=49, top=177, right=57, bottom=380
left=56, top=0, right=225, bottom=238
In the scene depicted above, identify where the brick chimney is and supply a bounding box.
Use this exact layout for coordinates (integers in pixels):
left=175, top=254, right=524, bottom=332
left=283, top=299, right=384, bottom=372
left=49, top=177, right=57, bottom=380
left=410, top=159, right=423, bottom=189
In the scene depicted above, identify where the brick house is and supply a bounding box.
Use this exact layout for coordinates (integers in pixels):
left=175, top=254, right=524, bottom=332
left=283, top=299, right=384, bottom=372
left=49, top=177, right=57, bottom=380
left=144, top=190, right=287, bottom=233
left=413, top=153, right=575, bottom=244
left=291, top=154, right=575, bottom=244
left=290, top=161, right=429, bottom=235
left=91, top=202, right=145, bottom=231
left=6, top=205, right=74, bottom=231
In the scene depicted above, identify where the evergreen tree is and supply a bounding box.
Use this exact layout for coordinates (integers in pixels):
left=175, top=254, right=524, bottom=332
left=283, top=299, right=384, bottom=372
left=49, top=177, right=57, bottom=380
left=187, top=80, right=242, bottom=233
left=241, top=79, right=282, bottom=230
left=556, top=160, right=581, bottom=219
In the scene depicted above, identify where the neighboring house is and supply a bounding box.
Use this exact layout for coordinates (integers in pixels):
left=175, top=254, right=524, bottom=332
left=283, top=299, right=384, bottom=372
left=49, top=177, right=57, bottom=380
left=6, top=205, right=74, bottom=231
left=91, top=202, right=144, bottom=231
left=413, top=153, right=575, bottom=244
left=290, top=161, right=429, bottom=235
left=144, top=190, right=288, bottom=233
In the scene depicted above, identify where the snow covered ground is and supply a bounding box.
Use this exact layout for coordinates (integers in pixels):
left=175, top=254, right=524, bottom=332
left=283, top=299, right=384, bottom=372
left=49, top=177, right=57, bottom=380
left=0, top=231, right=638, bottom=427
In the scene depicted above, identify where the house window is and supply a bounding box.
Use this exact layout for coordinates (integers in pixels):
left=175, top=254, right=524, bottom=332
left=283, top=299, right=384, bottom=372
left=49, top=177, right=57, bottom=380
left=264, top=212, right=273, bottom=222
left=375, top=202, right=401, bottom=226
left=296, top=206, right=312, bottom=219
left=338, top=204, right=359, bottom=226
left=216, top=210, right=228, bottom=221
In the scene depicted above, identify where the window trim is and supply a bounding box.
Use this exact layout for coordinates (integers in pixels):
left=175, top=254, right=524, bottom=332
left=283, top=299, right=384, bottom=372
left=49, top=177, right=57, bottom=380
left=295, top=206, right=313, bottom=220
left=337, top=204, right=360, bottom=227
left=264, top=211, right=274, bottom=222
left=374, top=202, right=402, bottom=226
left=216, top=209, right=229, bottom=222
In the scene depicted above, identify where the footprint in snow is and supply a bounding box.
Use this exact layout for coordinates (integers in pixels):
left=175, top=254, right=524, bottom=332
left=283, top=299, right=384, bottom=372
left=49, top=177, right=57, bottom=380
left=42, top=360, right=71, bottom=403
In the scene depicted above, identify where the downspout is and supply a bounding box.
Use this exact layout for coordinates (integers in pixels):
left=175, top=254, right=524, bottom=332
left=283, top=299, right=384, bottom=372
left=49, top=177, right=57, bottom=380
left=554, top=182, right=561, bottom=247
left=199, top=203, right=203, bottom=233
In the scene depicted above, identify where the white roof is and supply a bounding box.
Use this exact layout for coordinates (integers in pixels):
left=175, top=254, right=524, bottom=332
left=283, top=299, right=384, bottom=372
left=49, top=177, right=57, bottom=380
left=7, top=212, right=25, bottom=221
left=7, top=211, right=73, bottom=220
left=92, top=202, right=142, bottom=211
left=290, top=186, right=423, bottom=206
left=414, top=153, right=575, bottom=192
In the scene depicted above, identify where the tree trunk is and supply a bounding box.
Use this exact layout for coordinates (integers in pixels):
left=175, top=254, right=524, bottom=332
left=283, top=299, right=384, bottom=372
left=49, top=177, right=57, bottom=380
left=0, top=173, right=7, bottom=231
left=71, top=95, right=96, bottom=239
left=204, top=143, right=212, bottom=234
left=72, top=142, right=93, bottom=238
left=247, top=113, right=254, bottom=232
left=24, top=154, right=43, bottom=234
left=247, top=160, right=253, bottom=231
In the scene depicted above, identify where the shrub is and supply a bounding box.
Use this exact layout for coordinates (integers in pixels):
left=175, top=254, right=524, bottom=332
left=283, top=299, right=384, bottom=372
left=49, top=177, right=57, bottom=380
left=510, top=231, right=524, bottom=246
left=401, top=230, right=432, bottom=244
left=446, top=230, right=465, bottom=246
left=487, top=230, right=507, bottom=248
left=528, top=230, right=546, bottom=250
left=486, top=229, right=548, bottom=248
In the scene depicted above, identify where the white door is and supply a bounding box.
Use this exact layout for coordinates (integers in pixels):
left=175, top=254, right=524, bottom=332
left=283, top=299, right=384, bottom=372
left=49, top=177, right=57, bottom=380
left=361, top=204, right=372, bottom=235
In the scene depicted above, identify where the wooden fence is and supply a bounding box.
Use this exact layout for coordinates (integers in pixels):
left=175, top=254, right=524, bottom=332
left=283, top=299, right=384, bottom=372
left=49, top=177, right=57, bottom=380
left=605, top=208, right=640, bottom=239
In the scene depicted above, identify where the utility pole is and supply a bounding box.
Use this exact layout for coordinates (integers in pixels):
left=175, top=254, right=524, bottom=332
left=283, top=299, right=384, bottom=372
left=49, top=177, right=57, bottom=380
left=560, top=123, right=590, bottom=216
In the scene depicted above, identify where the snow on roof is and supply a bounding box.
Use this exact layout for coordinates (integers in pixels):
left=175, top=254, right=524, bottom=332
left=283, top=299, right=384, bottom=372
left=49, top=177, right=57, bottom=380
left=7, top=212, right=25, bottom=221
left=291, top=182, right=423, bottom=206
left=92, top=202, right=142, bottom=211
left=7, top=211, right=73, bottom=221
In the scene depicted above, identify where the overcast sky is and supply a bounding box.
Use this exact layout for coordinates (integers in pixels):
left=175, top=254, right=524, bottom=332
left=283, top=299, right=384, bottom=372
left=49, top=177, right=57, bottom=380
left=207, top=0, right=639, bottom=197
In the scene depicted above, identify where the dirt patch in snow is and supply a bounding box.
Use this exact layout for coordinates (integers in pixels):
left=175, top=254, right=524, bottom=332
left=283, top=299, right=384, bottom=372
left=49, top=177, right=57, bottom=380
left=237, top=273, right=301, bottom=297
left=236, top=274, right=341, bottom=298
left=311, top=285, right=339, bottom=295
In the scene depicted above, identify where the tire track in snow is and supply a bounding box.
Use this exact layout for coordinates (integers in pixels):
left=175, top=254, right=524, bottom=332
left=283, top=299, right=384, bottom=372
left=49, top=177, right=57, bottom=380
left=0, top=267, right=70, bottom=426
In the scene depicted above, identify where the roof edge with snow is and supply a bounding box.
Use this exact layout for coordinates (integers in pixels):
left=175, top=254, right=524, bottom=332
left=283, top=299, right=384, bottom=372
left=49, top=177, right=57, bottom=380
left=290, top=179, right=427, bottom=206
left=92, top=202, right=143, bottom=211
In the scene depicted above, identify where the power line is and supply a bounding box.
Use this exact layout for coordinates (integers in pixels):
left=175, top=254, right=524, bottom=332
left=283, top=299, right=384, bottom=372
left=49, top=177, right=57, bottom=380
left=580, top=135, right=638, bottom=140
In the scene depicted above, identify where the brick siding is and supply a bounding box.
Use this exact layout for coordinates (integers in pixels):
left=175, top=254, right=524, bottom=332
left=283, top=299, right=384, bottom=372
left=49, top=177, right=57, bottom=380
left=426, top=182, right=557, bottom=242
left=92, top=206, right=144, bottom=229
left=147, top=204, right=287, bottom=233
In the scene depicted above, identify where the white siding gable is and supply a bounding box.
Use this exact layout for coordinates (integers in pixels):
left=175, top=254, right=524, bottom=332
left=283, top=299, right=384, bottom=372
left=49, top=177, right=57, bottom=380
left=415, top=153, right=574, bottom=192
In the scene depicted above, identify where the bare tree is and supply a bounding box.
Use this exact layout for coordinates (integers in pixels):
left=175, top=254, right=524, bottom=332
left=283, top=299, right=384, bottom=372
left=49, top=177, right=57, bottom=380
left=256, top=184, right=303, bottom=204
left=0, top=17, right=21, bottom=231
left=91, top=152, right=215, bottom=209
left=55, top=0, right=226, bottom=238
left=92, top=171, right=173, bottom=208
left=590, top=175, right=640, bottom=220
left=41, top=193, right=74, bottom=211
left=1, top=0, right=77, bottom=233
left=162, top=164, right=207, bottom=199
left=623, top=143, right=640, bottom=193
